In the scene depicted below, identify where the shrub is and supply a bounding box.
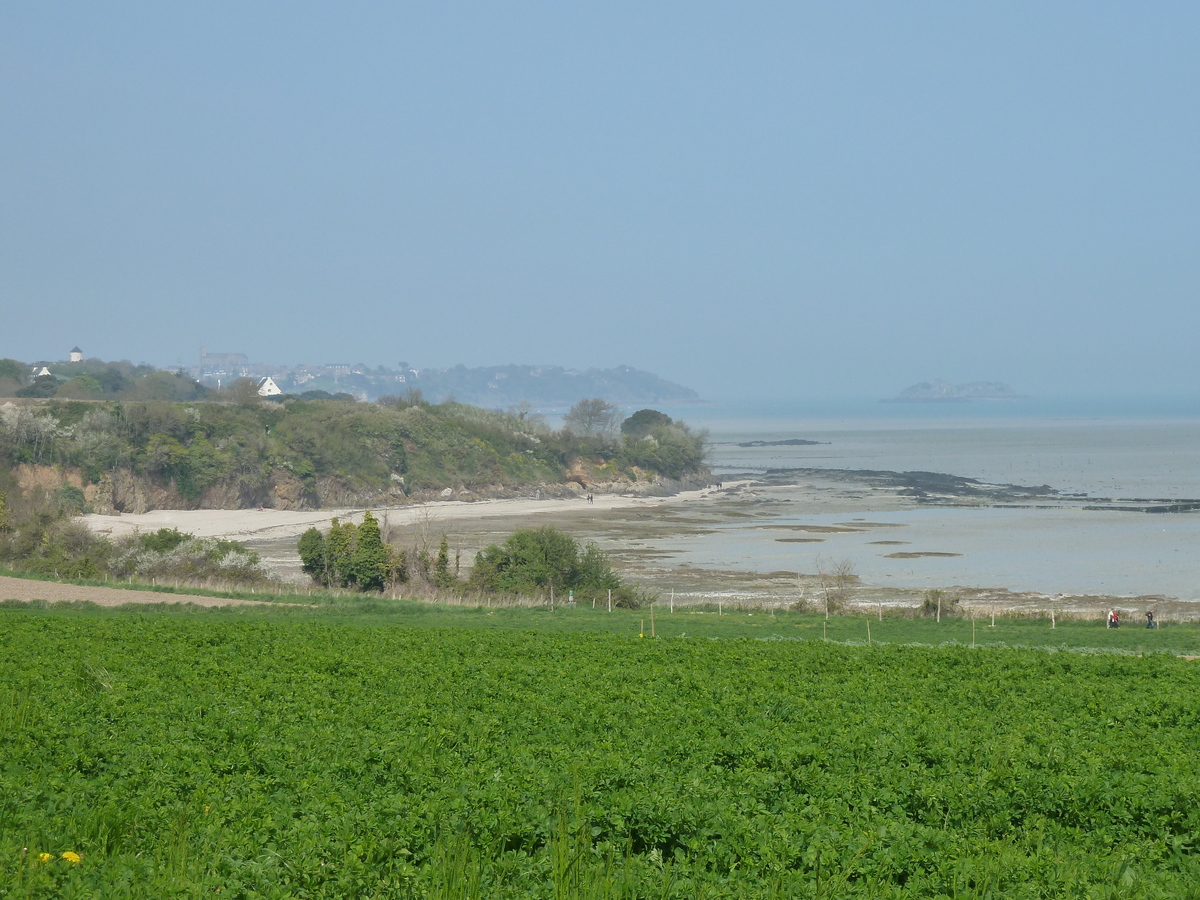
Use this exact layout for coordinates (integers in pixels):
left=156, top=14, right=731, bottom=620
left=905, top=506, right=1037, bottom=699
left=470, top=526, right=646, bottom=607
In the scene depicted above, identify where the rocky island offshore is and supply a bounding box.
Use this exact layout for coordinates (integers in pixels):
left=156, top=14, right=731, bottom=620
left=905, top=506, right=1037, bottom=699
left=883, top=379, right=1029, bottom=403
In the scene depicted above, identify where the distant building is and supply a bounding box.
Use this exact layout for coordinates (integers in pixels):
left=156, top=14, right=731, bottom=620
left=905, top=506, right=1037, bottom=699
left=32, top=366, right=52, bottom=378
left=256, top=376, right=283, bottom=397
left=69, top=346, right=83, bottom=363
left=198, top=348, right=250, bottom=380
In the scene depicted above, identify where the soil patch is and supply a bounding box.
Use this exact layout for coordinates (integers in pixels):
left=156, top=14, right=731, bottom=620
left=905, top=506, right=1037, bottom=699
left=0, top=575, right=277, bottom=608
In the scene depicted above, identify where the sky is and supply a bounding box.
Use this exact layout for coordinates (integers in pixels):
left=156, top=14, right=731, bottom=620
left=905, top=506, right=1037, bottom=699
left=3, top=2, right=1198, bottom=402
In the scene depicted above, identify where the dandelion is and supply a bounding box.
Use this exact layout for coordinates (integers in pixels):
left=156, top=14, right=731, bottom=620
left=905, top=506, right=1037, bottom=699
left=38, top=852, right=53, bottom=863
left=61, top=851, right=82, bottom=864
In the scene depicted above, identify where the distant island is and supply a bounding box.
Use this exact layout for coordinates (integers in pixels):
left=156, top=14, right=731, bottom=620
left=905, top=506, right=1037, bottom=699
left=883, top=379, right=1029, bottom=403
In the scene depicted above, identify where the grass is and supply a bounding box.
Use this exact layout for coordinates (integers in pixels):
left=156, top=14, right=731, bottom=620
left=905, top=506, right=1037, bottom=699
left=3, top=580, right=1198, bottom=655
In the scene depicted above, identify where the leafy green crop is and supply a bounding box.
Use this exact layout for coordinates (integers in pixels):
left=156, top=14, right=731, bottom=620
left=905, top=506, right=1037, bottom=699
left=3, top=609, right=1199, bottom=897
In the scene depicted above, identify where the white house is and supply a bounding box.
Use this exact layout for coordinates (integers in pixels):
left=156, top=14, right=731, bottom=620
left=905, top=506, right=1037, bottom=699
left=32, top=366, right=52, bottom=378
left=256, top=376, right=283, bottom=397
left=69, top=346, right=83, bottom=363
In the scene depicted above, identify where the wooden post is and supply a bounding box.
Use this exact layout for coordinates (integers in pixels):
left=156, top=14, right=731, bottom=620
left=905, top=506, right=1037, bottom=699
left=592, top=597, right=596, bottom=609
left=639, top=620, right=644, bottom=638
left=607, top=589, right=612, bottom=612
left=651, top=603, right=656, bottom=638
left=937, top=594, right=941, bottom=623
left=550, top=585, right=554, bottom=611
left=718, top=601, right=723, bottom=616
left=823, top=620, right=827, bottom=642
left=867, top=618, right=872, bottom=646
left=1051, top=608, right=1056, bottom=629
left=670, top=589, right=674, bottom=613
left=878, top=603, right=882, bottom=621
left=991, top=604, right=995, bottom=628
left=972, top=615, right=976, bottom=648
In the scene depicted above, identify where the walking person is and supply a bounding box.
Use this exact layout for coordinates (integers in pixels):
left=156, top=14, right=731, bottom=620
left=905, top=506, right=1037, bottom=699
left=1147, top=609, right=1156, bottom=629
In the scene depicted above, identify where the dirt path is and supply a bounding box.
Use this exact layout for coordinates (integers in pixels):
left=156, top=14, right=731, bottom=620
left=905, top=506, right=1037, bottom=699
left=0, top=575, right=272, bottom=608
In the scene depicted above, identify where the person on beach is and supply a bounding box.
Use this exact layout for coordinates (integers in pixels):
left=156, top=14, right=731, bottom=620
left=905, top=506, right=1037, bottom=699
left=1107, top=609, right=1119, bottom=628
left=1146, top=609, right=1156, bottom=629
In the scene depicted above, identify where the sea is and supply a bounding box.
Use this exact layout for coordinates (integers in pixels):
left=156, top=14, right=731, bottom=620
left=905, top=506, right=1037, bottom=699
left=650, top=398, right=1200, bottom=601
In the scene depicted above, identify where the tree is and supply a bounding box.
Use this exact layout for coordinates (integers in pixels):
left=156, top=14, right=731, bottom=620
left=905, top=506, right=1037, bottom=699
left=563, top=398, right=619, bottom=438
left=816, top=558, right=857, bottom=615
left=618, top=418, right=707, bottom=478
left=56, top=375, right=104, bottom=399
left=16, top=375, right=60, bottom=398
left=325, top=518, right=355, bottom=587
left=621, top=408, right=673, bottom=438
left=0, top=359, right=26, bottom=384
left=434, top=533, right=454, bottom=588
left=298, top=527, right=330, bottom=585
left=348, top=511, right=389, bottom=591
left=221, top=377, right=263, bottom=407
left=298, top=512, right=394, bottom=591
left=471, top=526, right=580, bottom=594
left=0, top=359, right=27, bottom=396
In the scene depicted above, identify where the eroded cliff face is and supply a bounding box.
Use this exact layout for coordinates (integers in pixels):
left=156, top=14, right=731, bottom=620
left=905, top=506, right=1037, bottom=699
left=14, top=464, right=117, bottom=515
left=11, top=461, right=708, bottom=515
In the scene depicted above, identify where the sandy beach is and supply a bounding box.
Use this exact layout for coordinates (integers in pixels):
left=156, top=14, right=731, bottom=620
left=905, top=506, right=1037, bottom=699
left=82, top=482, right=742, bottom=544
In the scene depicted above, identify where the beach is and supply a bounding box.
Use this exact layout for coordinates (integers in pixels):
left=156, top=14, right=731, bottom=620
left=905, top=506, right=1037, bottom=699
left=70, top=411, right=1200, bottom=617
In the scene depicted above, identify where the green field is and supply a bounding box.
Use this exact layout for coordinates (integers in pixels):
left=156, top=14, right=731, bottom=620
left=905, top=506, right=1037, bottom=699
left=4, top=603, right=1200, bottom=898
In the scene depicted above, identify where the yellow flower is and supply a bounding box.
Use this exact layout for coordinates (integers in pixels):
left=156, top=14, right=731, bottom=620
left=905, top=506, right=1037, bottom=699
left=61, top=851, right=82, bottom=864
left=37, top=852, right=53, bottom=863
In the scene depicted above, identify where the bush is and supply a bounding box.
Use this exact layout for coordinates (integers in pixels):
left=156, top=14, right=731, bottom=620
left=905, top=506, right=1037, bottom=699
left=470, top=526, right=646, bottom=607
left=921, top=589, right=960, bottom=618
left=140, top=527, right=191, bottom=553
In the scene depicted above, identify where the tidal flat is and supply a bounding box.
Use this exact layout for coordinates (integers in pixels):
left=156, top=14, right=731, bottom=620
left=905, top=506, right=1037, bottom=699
left=238, top=468, right=1200, bottom=620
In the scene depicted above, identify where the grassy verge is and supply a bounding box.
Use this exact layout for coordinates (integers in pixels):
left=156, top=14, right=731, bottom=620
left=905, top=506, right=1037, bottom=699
left=4, top=586, right=1199, bottom=655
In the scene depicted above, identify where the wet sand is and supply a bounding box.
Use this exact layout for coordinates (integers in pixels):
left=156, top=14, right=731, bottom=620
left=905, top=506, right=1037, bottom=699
left=77, top=473, right=1200, bottom=620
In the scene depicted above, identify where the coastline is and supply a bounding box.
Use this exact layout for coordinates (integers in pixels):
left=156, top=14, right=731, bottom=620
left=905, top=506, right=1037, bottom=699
left=80, top=469, right=1200, bottom=616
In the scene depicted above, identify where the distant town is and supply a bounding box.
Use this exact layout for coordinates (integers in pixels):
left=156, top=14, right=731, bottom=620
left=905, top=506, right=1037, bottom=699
left=1, top=346, right=701, bottom=409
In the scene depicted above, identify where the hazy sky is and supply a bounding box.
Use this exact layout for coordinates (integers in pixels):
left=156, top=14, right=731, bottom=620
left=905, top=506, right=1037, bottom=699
left=3, top=3, right=1198, bottom=401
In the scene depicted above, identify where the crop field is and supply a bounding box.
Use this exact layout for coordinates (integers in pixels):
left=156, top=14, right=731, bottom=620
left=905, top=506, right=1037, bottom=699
left=3, top=605, right=1200, bottom=898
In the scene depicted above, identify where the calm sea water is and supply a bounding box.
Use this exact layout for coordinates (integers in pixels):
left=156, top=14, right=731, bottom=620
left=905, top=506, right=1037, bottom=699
left=653, top=400, right=1200, bottom=599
